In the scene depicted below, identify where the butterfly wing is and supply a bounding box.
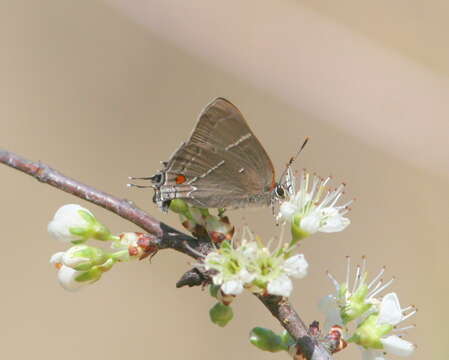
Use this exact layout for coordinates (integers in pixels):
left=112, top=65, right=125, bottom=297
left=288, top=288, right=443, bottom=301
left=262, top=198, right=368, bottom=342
left=156, top=98, right=275, bottom=209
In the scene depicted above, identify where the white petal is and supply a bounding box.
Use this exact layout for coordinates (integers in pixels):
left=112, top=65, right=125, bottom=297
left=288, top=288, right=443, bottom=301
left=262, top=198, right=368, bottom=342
left=238, top=268, right=256, bottom=283
left=221, top=280, right=244, bottom=295
left=300, top=214, right=320, bottom=234
left=48, top=204, right=92, bottom=243
left=267, top=275, right=293, bottom=297
left=362, top=349, right=386, bottom=360
left=57, top=265, right=86, bottom=291
left=212, top=273, right=224, bottom=286
left=241, top=242, right=258, bottom=258
left=318, top=295, right=343, bottom=332
left=49, top=252, right=64, bottom=265
left=319, top=208, right=350, bottom=233
left=279, top=202, right=298, bottom=221
left=381, top=335, right=415, bottom=357
left=378, top=293, right=403, bottom=326
left=282, top=254, right=309, bottom=278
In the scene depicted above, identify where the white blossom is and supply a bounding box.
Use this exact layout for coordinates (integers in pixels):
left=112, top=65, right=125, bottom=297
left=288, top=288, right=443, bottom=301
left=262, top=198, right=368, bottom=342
left=201, top=237, right=257, bottom=295
left=196, top=227, right=308, bottom=297
left=249, top=226, right=309, bottom=297
left=320, top=257, right=397, bottom=330
left=278, top=171, right=352, bottom=237
left=352, top=293, right=416, bottom=358
left=253, top=249, right=309, bottom=297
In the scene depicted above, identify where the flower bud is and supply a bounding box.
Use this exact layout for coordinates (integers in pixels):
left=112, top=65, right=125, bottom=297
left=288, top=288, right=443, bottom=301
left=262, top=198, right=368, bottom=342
left=205, top=215, right=234, bottom=244
left=249, top=327, right=293, bottom=352
left=50, top=246, right=115, bottom=291
left=209, top=302, right=233, bottom=327
left=62, top=244, right=109, bottom=271
left=169, top=199, right=189, bottom=215
left=48, top=204, right=113, bottom=244
left=112, top=232, right=159, bottom=261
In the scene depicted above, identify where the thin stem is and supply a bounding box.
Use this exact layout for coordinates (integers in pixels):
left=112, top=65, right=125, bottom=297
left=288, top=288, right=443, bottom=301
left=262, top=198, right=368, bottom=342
left=0, top=149, right=333, bottom=360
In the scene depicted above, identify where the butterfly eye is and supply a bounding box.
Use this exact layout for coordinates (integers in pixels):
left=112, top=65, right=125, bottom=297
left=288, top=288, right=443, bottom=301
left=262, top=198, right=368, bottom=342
left=150, top=172, right=164, bottom=185
left=275, top=185, right=285, bottom=198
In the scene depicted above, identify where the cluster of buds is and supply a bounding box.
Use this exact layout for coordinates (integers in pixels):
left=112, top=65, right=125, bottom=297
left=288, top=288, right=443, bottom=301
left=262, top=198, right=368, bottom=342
left=169, top=199, right=234, bottom=243
left=48, top=204, right=158, bottom=290
left=319, top=257, right=416, bottom=359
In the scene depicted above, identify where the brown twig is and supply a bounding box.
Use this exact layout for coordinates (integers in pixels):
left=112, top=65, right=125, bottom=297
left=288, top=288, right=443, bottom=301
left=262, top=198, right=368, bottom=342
left=0, top=149, right=332, bottom=360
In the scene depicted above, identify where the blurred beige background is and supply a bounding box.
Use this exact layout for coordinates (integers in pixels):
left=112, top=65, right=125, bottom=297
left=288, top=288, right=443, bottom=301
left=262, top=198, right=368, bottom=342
left=1, top=1, right=448, bottom=360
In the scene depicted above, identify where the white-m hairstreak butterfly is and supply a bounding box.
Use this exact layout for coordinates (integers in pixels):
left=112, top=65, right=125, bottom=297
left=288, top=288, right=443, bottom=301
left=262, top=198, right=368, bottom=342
left=129, top=98, right=307, bottom=211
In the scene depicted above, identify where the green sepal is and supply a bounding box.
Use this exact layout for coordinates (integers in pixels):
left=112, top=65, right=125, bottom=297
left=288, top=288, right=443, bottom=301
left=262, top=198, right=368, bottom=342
left=340, top=277, right=372, bottom=324
left=209, top=302, right=233, bottom=327
left=249, top=327, right=291, bottom=352
left=70, top=239, right=86, bottom=245
left=69, top=227, right=88, bottom=237
left=97, top=258, right=115, bottom=272
left=92, top=223, right=112, bottom=241
left=348, top=313, right=394, bottom=349
left=290, top=215, right=310, bottom=245
left=72, top=247, right=109, bottom=271
left=75, top=267, right=102, bottom=283
left=78, top=209, right=96, bottom=225
left=110, top=249, right=130, bottom=262
left=252, top=279, right=267, bottom=289
left=198, top=208, right=210, bottom=217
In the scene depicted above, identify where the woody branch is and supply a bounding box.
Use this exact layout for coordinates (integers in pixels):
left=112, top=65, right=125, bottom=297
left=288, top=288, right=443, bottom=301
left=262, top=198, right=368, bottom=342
left=0, top=149, right=333, bottom=360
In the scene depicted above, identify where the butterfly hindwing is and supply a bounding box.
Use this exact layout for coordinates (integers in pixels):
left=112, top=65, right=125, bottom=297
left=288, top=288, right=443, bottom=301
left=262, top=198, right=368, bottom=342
left=158, top=98, right=275, bottom=208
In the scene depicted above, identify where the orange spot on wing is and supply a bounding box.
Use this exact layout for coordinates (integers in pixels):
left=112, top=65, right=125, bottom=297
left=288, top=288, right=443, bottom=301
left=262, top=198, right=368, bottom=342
left=175, top=175, right=187, bottom=184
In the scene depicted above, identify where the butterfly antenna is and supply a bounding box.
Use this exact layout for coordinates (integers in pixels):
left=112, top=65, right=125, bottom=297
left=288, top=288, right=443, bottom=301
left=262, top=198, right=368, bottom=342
left=127, top=175, right=158, bottom=189
left=128, top=176, right=154, bottom=180
left=279, top=137, right=309, bottom=180
left=127, top=183, right=153, bottom=189
left=288, top=137, right=309, bottom=168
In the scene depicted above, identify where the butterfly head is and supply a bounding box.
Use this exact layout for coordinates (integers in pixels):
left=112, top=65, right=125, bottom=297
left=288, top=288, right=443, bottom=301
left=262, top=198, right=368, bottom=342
left=150, top=172, right=165, bottom=187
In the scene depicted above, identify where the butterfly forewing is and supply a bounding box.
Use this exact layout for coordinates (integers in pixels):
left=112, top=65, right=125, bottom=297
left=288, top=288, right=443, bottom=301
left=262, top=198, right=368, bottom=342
left=158, top=98, right=276, bottom=208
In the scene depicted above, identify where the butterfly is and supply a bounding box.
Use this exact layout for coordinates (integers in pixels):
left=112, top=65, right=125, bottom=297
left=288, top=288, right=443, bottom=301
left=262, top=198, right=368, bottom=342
left=129, top=98, right=307, bottom=211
